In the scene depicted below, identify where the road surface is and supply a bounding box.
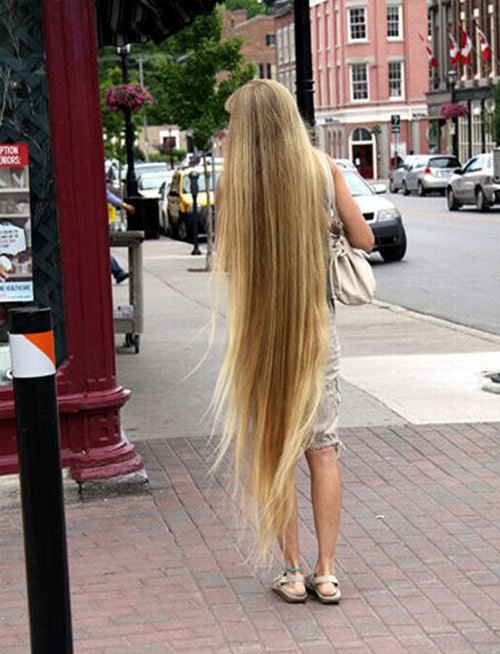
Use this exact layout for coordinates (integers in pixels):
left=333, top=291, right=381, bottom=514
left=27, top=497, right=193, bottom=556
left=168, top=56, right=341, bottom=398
left=370, top=192, right=500, bottom=335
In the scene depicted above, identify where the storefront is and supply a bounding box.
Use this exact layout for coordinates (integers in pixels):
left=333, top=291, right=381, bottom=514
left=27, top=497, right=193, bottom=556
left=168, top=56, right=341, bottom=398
left=0, top=0, right=218, bottom=479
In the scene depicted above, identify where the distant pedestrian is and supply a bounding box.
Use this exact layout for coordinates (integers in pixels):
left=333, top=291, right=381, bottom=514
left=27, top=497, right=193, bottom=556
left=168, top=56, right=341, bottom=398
left=106, top=189, right=135, bottom=283
left=213, top=80, right=374, bottom=604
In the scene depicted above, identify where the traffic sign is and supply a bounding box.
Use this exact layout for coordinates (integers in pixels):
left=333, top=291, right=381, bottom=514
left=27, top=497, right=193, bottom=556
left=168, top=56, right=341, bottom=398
left=391, top=114, right=401, bottom=133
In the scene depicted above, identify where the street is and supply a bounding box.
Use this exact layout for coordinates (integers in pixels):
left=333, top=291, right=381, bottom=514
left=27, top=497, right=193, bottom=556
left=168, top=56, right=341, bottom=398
left=371, top=192, right=500, bottom=335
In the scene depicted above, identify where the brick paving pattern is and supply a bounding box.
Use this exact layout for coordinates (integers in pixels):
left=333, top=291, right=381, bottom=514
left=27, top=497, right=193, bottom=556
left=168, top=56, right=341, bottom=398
left=1, top=423, right=499, bottom=653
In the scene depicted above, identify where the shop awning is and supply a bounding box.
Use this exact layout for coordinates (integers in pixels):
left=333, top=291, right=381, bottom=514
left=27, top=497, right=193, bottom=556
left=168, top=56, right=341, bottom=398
left=96, top=0, right=221, bottom=46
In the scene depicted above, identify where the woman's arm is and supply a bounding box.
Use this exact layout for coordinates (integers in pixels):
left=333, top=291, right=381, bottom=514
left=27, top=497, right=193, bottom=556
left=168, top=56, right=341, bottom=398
left=327, top=157, right=375, bottom=253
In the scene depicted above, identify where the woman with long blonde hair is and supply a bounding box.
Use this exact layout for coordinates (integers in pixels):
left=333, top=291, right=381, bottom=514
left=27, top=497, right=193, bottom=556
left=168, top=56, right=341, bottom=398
left=214, top=80, right=374, bottom=603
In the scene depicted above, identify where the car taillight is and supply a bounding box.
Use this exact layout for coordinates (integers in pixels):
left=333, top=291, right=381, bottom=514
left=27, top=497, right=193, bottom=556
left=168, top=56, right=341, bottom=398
left=424, top=167, right=431, bottom=174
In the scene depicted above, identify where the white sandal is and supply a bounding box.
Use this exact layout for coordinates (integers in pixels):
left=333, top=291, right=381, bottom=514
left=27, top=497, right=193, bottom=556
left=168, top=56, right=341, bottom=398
left=272, top=570, right=307, bottom=604
left=305, top=572, right=341, bottom=604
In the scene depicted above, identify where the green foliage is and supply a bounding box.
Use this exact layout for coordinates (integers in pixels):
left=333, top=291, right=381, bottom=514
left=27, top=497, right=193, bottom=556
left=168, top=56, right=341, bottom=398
left=148, top=149, right=186, bottom=163
left=493, top=83, right=500, bottom=146
left=224, top=0, right=267, bottom=19
left=147, top=10, right=256, bottom=152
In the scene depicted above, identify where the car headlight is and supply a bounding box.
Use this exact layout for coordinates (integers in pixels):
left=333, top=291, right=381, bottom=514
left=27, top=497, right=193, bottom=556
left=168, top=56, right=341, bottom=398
left=377, top=208, right=401, bottom=222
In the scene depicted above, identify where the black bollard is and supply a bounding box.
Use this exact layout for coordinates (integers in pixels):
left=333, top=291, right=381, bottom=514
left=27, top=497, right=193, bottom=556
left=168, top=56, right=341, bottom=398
left=8, top=307, right=73, bottom=654
left=189, top=170, right=201, bottom=256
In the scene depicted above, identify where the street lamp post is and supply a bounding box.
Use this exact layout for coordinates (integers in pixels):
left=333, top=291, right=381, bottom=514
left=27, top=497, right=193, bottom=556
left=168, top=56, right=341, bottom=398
left=447, top=69, right=459, bottom=159
left=117, top=44, right=138, bottom=197
left=294, top=0, right=315, bottom=128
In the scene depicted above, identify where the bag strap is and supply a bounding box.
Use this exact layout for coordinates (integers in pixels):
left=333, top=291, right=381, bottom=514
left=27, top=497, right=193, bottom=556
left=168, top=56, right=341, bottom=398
left=318, top=152, right=343, bottom=232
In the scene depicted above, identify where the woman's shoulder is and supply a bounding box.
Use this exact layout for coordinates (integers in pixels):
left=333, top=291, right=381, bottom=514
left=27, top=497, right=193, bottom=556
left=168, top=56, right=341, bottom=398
left=315, top=149, right=339, bottom=177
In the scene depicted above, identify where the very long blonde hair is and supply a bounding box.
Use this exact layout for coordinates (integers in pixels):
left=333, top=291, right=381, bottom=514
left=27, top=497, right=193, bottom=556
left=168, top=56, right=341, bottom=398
left=213, top=79, right=329, bottom=561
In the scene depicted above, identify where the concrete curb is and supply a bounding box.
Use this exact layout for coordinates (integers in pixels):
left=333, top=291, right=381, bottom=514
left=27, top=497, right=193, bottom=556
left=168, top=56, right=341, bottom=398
left=373, top=299, right=500, bottom=346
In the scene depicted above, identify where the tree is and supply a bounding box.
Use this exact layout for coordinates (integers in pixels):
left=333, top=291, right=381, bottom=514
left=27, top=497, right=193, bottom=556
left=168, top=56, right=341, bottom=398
left=225, top=0, right=267, bottom=19
left=149, top=9, right=256, bottom=269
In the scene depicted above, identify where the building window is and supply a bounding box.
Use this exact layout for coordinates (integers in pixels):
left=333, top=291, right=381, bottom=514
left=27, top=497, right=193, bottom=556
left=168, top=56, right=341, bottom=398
left=266, top=34, right=275, bottom=47
left=266, top=63, right=273, bottom=79
left=290, top=24, right=296, bottom=62
left=283, top=25, right=289, bottom=63
left=278, top=71, right=285, bottom=85
left=317, top=14, right=322, bottom=51
left=258, top=63, right=265, bottom=79
left=388, top=61, right=403, bottom=98
left=277, top=29, right=283, bottom=65
left=348, top=7, right=367, bottom=42
left=350, top=63, right=369, bottom=101
left=387, top=5, right=402, bottom=39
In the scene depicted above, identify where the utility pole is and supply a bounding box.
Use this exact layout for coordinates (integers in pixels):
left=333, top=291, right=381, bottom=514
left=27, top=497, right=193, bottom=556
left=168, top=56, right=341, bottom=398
left=138, top=56, right=149, bottom=162
left=294, top=0, right=315, bottom=128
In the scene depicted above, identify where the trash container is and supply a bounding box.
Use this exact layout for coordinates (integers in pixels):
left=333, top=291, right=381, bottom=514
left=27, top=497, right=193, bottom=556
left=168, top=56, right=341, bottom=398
left=125, top=196, right=160, bottom=239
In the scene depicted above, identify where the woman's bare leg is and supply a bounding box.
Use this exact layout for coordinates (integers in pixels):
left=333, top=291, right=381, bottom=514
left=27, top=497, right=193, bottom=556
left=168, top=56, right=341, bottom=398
left=305, top=446, right=342, bottom=595
left=277, top=490, right=305, bottom=596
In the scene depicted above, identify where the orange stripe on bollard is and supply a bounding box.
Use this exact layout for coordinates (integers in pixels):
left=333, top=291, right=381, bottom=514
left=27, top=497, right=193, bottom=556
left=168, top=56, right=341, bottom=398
left=9, top=332, right=56, bottom=379
left=25, top=330, right=56, bottom=365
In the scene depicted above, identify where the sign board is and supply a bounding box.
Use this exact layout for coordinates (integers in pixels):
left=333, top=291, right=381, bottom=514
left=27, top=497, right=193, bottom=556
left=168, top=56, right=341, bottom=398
left=0, top=144, right=33, bottom=302
left=391, top=114, right=401, bottom=133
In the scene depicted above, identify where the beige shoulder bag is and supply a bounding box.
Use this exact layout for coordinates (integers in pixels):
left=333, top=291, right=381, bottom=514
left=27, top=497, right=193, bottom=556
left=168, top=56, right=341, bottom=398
left=320, top=153, right=376, bottom=306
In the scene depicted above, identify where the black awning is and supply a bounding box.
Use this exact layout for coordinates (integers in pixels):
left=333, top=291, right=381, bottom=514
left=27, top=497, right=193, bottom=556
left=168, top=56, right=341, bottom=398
left=96, top=0, right=221, bottom=47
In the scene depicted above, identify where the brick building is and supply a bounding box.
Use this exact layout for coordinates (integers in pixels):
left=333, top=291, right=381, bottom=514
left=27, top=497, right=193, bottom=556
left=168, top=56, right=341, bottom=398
left=273, top=1, right=430, bottom=179
left=427, top=0, right=499, bottom=160
left=222, top=10, right=277, bottom=80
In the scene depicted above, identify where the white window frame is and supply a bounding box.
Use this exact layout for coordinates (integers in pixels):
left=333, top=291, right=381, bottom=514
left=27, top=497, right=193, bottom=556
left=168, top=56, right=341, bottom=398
left=388, top=60, right=404, bottom=99
left=290, top=22, right=296, bottom=62
left=386, top=4, right=403, bottom=41
left=326, top=10, right=332, bottom=50
left=350, top=63, right=369, bottom=102
left=348, top=6, right=368, bottom=43
left=283, top=26, right=289, bottom=64
left=317, top=12, right=322, bottom=52
left=277, top=29, right=283, bottom=65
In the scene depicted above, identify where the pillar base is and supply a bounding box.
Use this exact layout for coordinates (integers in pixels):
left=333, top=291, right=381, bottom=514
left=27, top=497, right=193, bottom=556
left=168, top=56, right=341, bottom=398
left=70, top=432, right=143, bottom=482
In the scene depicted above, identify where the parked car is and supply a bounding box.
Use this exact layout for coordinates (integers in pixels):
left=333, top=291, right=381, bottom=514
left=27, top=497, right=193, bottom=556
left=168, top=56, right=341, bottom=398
left=401, top=155, right=461, bottom=196
left=389, top=155, right=423, bottom=193
left=137, top=171, right=172, bottom=199
left=333, top=158, right=357, bottom=172
left=342, top=170, right=407, bottom=262
left=166, top=166, right=222, bottom=240
left=120, top=162, right=169, bottom=183
left=447, top=153, right=500, bottom=212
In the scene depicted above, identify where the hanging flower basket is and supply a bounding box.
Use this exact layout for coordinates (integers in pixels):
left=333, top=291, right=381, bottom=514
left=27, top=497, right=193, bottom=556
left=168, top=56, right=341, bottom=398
left=105, top=84, right=153, bottom=113
left=439, top=102, right=468, bottom=119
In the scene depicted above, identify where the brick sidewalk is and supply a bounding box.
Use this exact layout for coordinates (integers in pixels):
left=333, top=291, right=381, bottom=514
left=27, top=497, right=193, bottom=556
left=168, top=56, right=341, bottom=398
left=1, top=423, right=499, bottom=653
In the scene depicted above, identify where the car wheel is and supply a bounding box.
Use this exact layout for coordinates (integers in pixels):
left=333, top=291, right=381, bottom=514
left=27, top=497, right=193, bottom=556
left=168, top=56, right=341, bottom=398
left=402, top=181, right=409, bottom=196
left=417, top=181, right=426, bottom=197
left=380, top=229, right=407, bottom=263
left=476, top=187, right=490, bottom=212
left=447, top=188, right=460, bottom=211
left=389, top=180, right=397, bottom=194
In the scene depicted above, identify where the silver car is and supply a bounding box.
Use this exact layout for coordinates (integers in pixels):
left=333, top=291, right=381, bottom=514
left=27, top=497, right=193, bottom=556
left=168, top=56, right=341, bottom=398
left=389, top=155, right=422, bottom=193
left=401, top=155, right=461, bottom=196
left=447, top=153, right=500, bottom=212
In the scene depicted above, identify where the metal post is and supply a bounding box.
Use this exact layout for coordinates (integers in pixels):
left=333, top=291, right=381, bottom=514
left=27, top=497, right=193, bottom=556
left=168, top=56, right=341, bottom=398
left=8, top=307, right=73, bottom=654
left=118, top=45, right=138, bottom=197
left=189, top=171, right=201, bottom=256
left=447, top=69, right=459, bottom=159
left=138, top=56, right=149, bottom=162
left=294, top=0, right=315, bottom=127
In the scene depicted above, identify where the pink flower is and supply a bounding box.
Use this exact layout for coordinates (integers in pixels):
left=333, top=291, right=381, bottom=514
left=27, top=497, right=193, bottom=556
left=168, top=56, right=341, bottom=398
left=105, top=84, right=153, bottom=113
left=439, top=102, right=468, bottom=119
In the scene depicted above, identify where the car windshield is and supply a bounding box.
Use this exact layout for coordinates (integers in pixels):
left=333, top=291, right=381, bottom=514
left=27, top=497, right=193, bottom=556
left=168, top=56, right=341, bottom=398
left=342, top=171, right=374, bottom=197
left=182, top=171, right=221, bottom=193
left=429, top=157, right=461, bottom=169
left=140, top=174, right=168, bottom=190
